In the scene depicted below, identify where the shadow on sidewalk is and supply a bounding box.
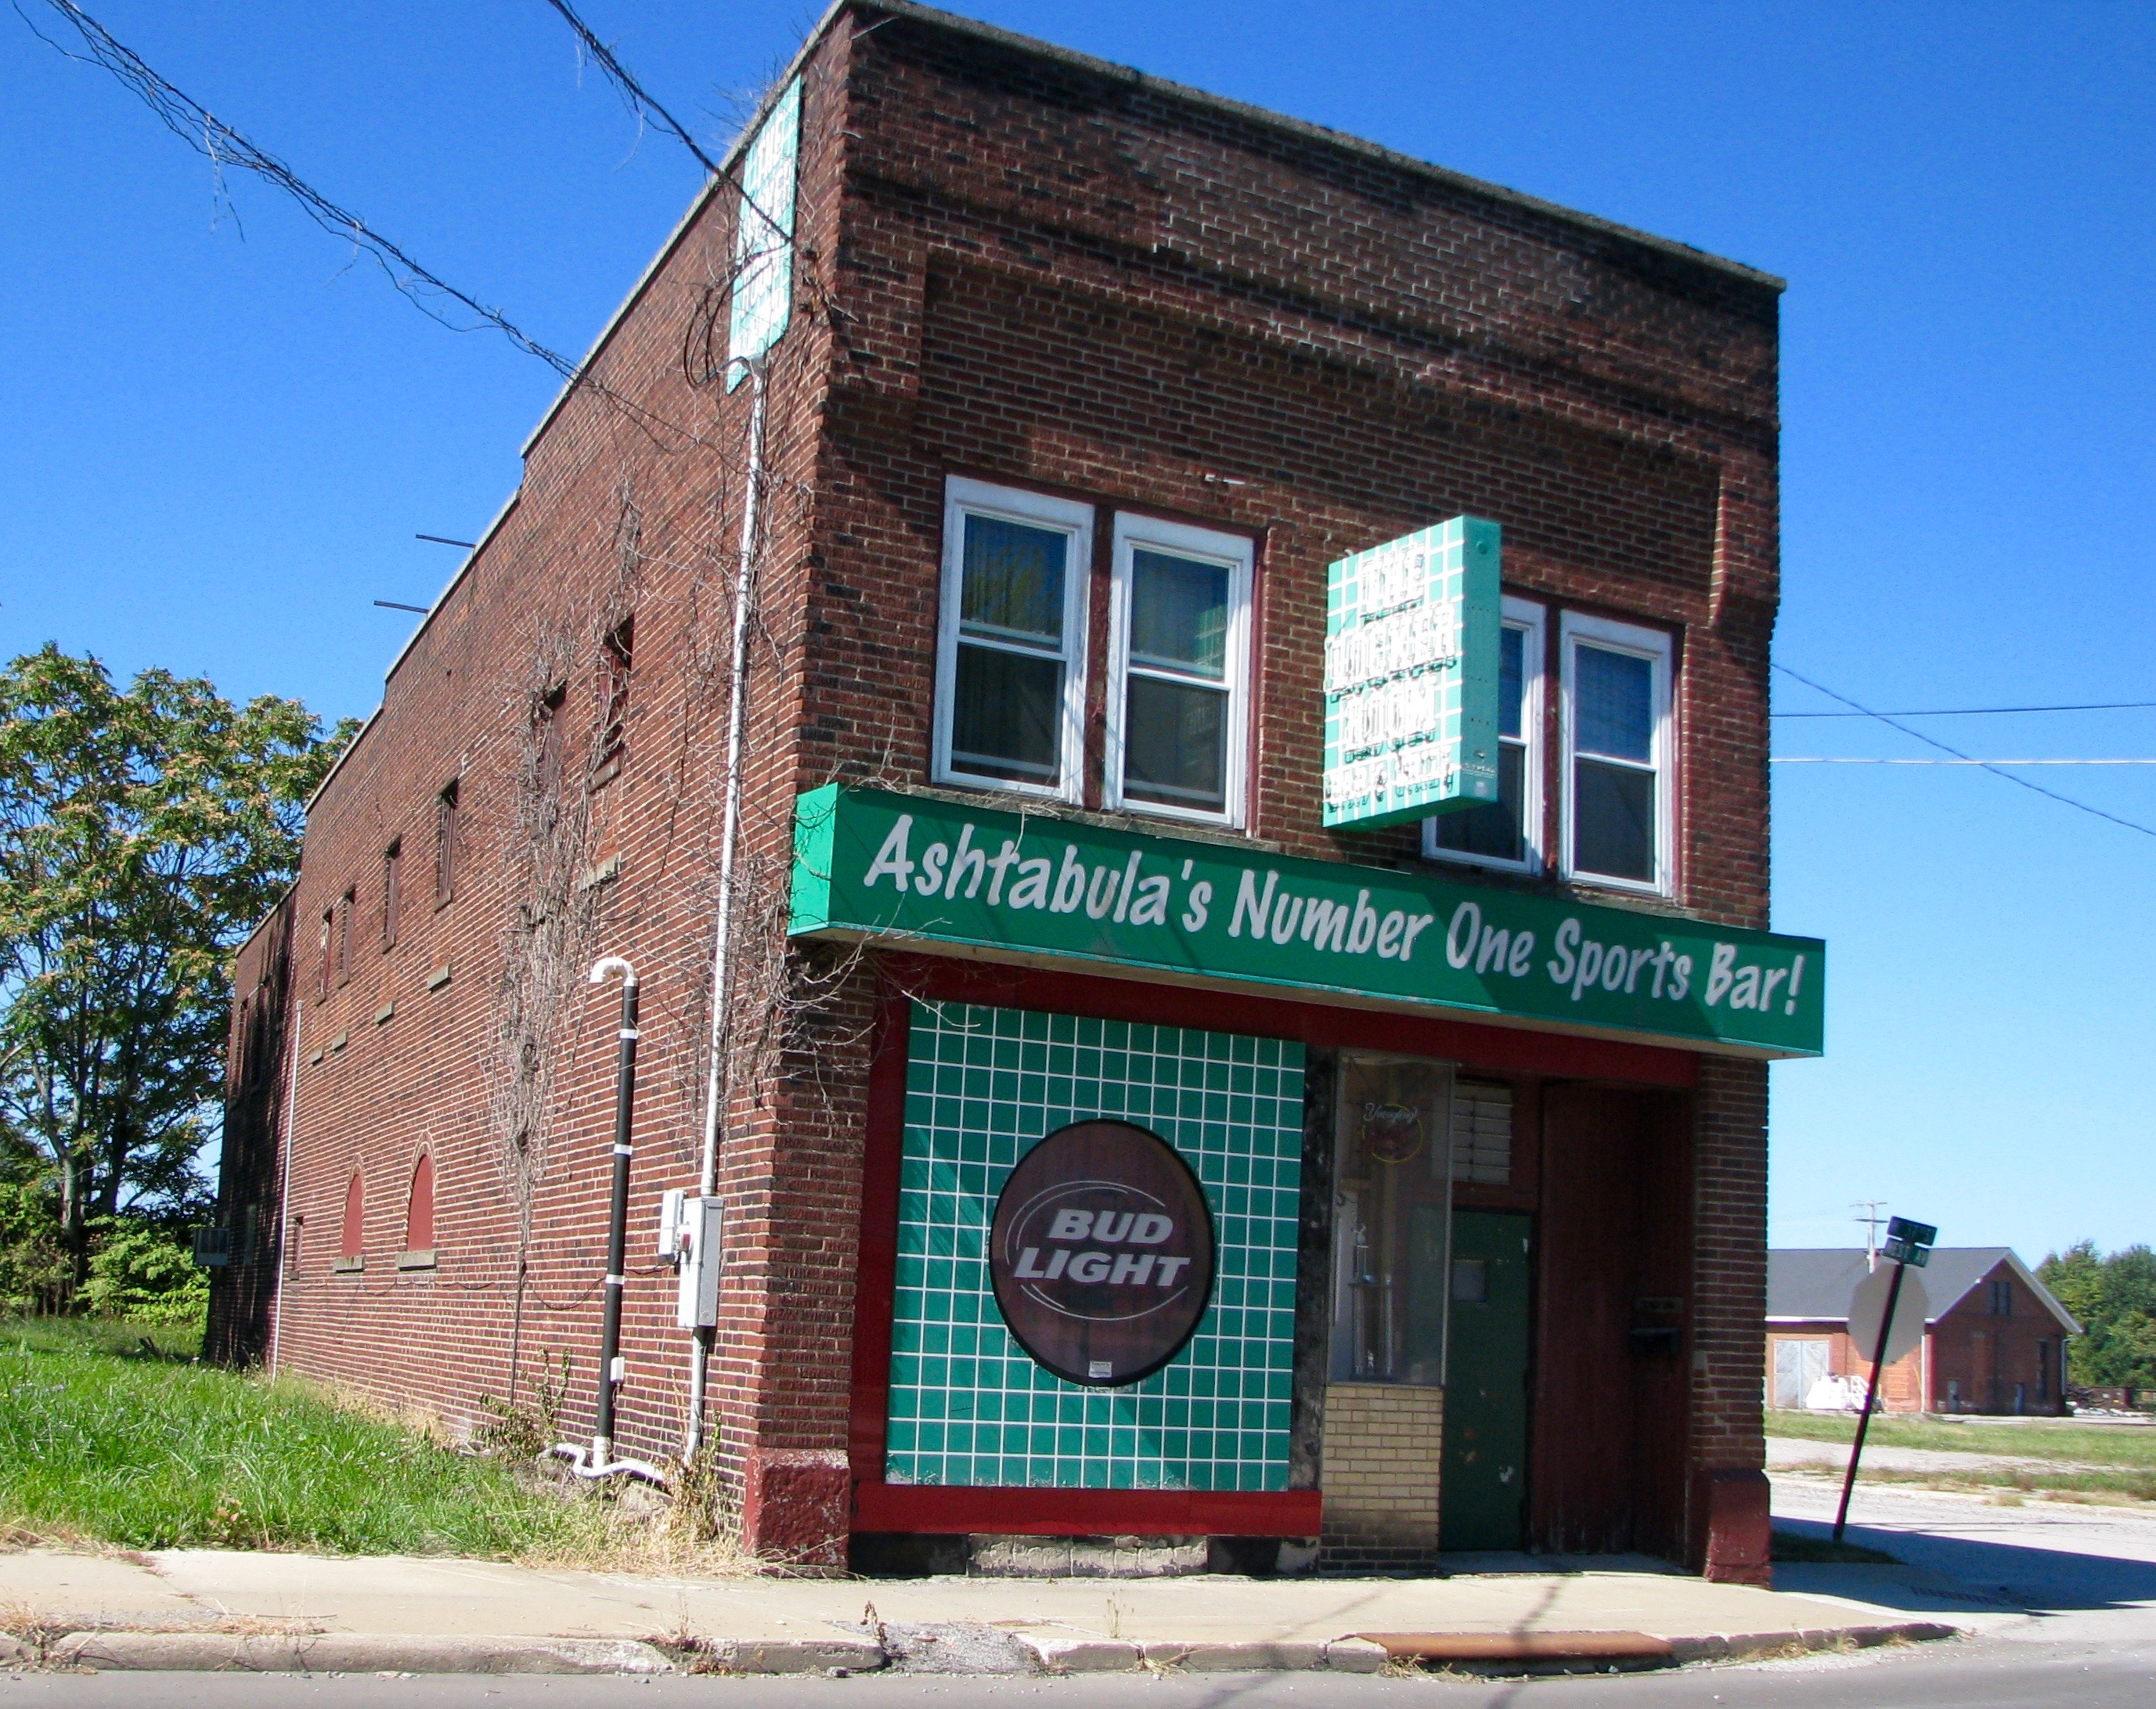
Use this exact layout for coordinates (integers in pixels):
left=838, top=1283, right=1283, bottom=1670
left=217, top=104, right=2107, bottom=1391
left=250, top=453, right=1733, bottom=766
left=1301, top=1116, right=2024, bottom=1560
left=1772, top=1515, right=2156, bottom=1616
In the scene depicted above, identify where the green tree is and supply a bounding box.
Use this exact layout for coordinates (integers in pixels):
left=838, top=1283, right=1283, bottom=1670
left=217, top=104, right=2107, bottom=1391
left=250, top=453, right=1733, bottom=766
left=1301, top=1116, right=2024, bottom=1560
left=2039, top=1241, right=2156, bottom=1391
left=0, top=646, right=353, bottom=1296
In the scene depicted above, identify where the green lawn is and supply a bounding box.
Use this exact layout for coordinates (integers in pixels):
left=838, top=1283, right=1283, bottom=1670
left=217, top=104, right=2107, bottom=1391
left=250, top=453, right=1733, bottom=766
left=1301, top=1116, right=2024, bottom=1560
left=1768, top=1408, right=2156, bottom=1469
left=0, top=1316, right=622, bottom=1558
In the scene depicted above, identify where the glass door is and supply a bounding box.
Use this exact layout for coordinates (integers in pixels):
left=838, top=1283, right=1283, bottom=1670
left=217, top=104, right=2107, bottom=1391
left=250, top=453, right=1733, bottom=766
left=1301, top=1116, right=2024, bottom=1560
left=1330, top=1051, right=1455, bottom=1386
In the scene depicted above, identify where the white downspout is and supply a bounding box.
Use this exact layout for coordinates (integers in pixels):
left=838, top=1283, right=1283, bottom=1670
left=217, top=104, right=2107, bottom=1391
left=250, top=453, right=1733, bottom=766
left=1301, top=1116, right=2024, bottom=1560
left=685, top=355, right=767, bottom=1461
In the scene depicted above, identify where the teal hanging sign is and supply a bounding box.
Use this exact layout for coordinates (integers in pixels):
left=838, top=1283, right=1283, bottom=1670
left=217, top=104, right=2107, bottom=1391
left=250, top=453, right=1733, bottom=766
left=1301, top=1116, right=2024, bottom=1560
left=1322, top=515, right=1502, bottom=829
left=789, top=786, right=1825, bottom=1058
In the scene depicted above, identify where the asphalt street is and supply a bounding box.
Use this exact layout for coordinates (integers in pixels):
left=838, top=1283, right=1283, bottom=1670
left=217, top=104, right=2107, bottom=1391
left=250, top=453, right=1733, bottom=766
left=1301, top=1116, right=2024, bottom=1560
left=6, top=1474, right=2152, bottom=1707
left=4, top=1641, right=2155, bottom=1709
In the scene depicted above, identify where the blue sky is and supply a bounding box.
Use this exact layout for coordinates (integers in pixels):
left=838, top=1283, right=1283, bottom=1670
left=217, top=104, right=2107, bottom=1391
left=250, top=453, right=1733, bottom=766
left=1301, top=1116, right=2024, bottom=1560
left=5, top=2, right=2151, bottom=1258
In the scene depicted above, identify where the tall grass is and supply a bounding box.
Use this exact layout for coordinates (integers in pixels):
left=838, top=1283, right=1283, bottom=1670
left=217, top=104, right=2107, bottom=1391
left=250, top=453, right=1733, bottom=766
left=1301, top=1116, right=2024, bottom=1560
left=0, top=1317, right=617, bottom=1558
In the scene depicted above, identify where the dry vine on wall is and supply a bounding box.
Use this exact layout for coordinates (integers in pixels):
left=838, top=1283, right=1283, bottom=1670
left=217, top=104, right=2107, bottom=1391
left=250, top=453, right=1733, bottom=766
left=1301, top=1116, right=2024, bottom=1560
left=490, top=492, right=646, bottom=1406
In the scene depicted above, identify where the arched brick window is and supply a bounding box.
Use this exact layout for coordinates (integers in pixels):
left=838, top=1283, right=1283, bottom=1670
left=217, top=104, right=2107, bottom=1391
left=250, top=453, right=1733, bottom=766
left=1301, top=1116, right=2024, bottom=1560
left=404, top=1153, right=435, bottom=1263
left=337, top=1172, right=364, bottom=1272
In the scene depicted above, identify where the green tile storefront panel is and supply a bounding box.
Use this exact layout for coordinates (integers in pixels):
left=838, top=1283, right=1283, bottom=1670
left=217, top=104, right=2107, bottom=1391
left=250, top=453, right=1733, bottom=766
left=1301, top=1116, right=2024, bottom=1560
left=888, top=1001, right=1304, bottom=1491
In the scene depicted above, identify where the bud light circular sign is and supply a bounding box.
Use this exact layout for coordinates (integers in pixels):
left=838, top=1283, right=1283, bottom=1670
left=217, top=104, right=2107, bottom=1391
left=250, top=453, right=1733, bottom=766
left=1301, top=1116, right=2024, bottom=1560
left=990, top=1120, right=1216, bottom=1388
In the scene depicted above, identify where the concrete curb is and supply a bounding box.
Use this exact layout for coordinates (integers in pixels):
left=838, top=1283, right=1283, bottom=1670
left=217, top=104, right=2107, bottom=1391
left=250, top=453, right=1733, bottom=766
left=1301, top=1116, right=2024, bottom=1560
left=1013, top=1635, right=1389, bottom=1675
left=1141, top=1640, right=1331, bottom=1671
left=1013, top=1635, right=1139, bottom=1673
left=53, top=1633, right=676, bottom=1675
left=690, top=1637, right=887, bottom=1675
left=24, top=1619, right=1959, bottom=1677
left=1666, top=1623, right=1961, bottom=1664
left=1361, top=1621, right=1958, bottom=1674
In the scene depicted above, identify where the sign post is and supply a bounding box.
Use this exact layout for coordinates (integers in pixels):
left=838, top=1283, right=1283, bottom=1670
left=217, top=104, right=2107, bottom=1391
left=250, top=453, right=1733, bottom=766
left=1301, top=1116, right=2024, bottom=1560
left=1833, top=1216, right=1937, bottom=1542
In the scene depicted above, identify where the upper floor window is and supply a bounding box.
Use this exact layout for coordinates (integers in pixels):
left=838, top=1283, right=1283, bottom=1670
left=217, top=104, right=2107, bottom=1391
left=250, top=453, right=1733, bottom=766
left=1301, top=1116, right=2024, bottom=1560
left=434, top=780, right=459, bottom=907
left=933, top=478, right=1091, bottom=802
left=381, top=838, right=402, bottom=950
left=336, top=888, right=355, bottom=984
left=1560, top=612, right=1673, bottom=896
left=1106, top=515, right=1252, bottom=827
left=533, top=683, right=568, bottom=798
left=592, top=617, right=633, bottom=788
left=1426, top=597, right=1545, bottom=872
left=1990, top=1278, right=2013, bottom=1316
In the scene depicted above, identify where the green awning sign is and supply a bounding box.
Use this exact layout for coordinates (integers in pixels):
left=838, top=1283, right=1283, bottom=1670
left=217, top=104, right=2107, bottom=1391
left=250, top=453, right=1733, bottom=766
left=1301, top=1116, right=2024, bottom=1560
left=1322, top=516, right=1501, bottom=828
left=789, top=786, right=1824, bottom=1058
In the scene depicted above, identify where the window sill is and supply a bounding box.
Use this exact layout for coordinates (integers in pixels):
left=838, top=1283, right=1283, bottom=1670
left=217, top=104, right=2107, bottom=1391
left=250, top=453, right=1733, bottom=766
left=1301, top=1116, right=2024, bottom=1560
left=397, top=1251, right=436, bottom=1271
left=893, top=780, right=1281, bottom=854
left=332, top=1257, right=363, bottom=1275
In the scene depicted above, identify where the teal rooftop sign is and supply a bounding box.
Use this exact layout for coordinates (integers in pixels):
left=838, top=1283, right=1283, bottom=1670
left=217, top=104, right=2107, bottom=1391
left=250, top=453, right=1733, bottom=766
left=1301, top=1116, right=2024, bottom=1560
left=1322, top=516, right=1501, bottom=829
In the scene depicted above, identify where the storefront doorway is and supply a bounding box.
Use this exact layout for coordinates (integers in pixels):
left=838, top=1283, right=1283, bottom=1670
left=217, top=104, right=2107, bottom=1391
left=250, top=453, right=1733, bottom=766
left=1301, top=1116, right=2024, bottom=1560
left=1440, top=1210, right=1532, bottom=1551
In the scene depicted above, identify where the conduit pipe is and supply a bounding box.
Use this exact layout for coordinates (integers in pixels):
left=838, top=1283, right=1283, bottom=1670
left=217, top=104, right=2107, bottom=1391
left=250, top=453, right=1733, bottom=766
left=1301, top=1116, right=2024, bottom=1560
left=684, top=354, right=767, bottom=1462
left=551, top=955, right=664, bottom=1484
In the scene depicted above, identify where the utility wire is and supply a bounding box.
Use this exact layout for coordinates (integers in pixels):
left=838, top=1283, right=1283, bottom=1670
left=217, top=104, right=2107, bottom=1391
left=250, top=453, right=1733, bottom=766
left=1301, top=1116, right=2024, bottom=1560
left=16, top=0, right=580, bottom=379
left=541, top=0, right=720, bottom=175
left=537, top=0, right=791, bottom=244
left=17, top=0, right=782, bottom=465
left=1776, top=757, right=2156, bottom=766
left=1776, top=701, right=2156, bottom=719
left=1772, top=662, right=2156, bottom=840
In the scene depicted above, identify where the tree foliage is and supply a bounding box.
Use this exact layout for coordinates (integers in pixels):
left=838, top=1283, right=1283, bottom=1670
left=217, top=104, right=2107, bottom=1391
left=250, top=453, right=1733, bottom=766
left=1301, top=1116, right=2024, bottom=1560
left=0, top=645, right=353, bottom=1301
left=2039, top=1241, right=2156, bottom=1391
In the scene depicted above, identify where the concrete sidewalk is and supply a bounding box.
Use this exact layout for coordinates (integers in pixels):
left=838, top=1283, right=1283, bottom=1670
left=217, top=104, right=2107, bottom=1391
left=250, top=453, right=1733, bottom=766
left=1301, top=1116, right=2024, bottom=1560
left=0, top=1546, right=1956, bottom=1676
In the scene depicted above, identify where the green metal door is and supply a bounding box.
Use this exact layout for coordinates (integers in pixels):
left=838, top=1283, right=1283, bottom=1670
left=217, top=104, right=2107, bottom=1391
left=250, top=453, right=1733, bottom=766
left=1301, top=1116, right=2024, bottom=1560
left=1440, top=1210, right=1531, bottom=1551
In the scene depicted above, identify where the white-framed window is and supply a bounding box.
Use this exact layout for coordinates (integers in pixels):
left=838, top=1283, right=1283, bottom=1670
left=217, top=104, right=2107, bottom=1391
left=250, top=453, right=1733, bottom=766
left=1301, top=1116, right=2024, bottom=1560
left=1105, top=513, right=1253, bottom=827
left=1425, top=596, right=1545, bottom=873
left=932, top=478, right=1093, bottom=802
left=1559, top=611, right=1674, bottom=895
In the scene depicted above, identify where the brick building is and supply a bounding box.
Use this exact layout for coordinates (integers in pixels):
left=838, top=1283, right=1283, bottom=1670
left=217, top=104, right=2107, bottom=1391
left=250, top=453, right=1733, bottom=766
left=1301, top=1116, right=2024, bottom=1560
left=1767, top=1249, right=2078, bottom=1416
left=211, top=0, right=1823, bottom=1582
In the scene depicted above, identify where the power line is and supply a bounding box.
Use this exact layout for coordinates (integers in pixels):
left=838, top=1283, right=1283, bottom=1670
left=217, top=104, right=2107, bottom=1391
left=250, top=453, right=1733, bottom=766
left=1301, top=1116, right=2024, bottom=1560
left=416, top=534, right=477, bottom=550
left=18, top=0, right=777, bottom=465
left=1775, top=757, right=2156, bottom=766
left=1775, top=701, right=2156, bottom=719
left=537, top=0, right=791, bottom=245
left=17, top=0, right=580, bottom=379
left=540, top=0, right=720, bottom=176
left=1772, top=663, right=2156, bottom=839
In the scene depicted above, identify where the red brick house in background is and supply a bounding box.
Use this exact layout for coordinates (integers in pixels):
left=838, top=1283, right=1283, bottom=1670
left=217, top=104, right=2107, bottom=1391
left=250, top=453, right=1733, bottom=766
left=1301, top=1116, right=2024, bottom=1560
left=208, top=0, right=1825, bottom=1581
left=1767, top=1249, right=2079, bottom=1415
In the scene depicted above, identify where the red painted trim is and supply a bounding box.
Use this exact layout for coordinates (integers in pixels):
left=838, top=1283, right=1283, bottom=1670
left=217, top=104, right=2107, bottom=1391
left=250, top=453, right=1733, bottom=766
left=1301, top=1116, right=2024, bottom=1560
left=847, top=986, right=912, bottom=1487
left=878, top=953, right=1696, bottom=1087
left=853, top=1483, right=1322, bottom=1538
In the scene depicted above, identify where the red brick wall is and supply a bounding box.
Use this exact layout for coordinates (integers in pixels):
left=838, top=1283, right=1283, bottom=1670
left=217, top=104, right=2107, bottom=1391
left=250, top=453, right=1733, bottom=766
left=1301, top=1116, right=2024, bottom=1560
left=1768, top=1326, right=1926, bottom=1412
left=1931, top=1264, right=2071, bottom=1415
left=243, top=2, right=1785, bottom=1566
left=262, top=20, right=856, bottom=1505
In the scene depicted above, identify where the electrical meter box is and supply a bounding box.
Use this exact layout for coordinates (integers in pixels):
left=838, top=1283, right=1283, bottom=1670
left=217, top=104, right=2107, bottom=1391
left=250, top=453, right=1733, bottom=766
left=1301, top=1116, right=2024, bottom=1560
left=673, top=1195, right=723, bottom=1329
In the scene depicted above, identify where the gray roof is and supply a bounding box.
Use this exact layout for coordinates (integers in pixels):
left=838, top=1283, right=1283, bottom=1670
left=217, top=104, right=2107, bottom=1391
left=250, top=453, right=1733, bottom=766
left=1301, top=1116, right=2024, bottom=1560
left=1768, top=1249, right=2080, bottom=1335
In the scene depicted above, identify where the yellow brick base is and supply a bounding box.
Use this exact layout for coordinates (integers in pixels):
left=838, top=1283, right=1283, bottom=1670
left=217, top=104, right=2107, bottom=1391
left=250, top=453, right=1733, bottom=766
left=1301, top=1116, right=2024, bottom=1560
left=1320, top=1383, right=1444, bottom=1548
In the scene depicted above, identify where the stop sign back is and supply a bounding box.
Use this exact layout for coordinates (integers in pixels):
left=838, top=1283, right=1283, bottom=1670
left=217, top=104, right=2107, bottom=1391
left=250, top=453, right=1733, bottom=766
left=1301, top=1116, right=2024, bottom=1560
left=1847, top=1264, right=1930, bottom=1367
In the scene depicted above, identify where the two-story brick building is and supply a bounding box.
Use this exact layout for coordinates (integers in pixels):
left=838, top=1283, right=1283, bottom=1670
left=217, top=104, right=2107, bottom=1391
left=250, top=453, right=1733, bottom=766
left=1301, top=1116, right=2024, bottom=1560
left=211, top=0, right=1822, bottom=1582
left=1767, top=1249, right=2078, bottom=1415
